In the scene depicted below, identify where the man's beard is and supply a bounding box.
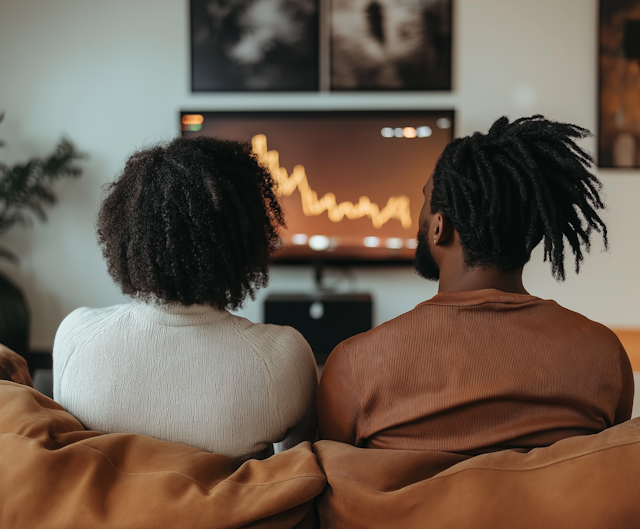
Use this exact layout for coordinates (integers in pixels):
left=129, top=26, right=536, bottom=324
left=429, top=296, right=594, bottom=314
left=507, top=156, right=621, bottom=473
left=414, top=223, right=440, bottom=281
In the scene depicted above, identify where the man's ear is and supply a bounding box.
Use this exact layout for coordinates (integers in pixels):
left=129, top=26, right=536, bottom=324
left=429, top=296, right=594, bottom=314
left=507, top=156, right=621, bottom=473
left=433, top=213, right=454, bottom=246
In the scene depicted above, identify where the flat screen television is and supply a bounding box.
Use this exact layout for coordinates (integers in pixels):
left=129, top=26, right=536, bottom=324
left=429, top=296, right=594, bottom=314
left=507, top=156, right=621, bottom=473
left=180, top=110, right=455, bottom=264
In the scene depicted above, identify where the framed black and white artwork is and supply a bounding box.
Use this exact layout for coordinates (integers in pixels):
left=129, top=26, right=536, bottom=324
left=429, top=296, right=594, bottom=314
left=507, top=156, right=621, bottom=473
left=330, top=0, right=452, bottom=91
left=191, top=0, right=320, bottom=91
left=599, top=0, right=640, bottom=167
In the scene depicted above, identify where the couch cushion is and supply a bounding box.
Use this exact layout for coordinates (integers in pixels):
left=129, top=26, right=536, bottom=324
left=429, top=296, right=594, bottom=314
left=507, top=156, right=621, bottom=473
left=0, top=381, right=326, bottom=529
left=611, top=328, right=640, bottom=371
left=0, top=344, right=33, bottom=387
left=314, top=418, right=640, bottom=529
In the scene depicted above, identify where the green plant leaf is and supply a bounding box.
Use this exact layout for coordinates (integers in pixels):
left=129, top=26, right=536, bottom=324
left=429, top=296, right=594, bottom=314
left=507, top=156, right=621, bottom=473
left=0, top=246, right=18, bottom=263
left=0, top=135, right=85, bottom=261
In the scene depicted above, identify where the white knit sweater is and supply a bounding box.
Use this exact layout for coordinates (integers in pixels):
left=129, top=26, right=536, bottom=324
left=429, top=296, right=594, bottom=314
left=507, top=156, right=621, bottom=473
left=53, top=302, right=318, bottom=461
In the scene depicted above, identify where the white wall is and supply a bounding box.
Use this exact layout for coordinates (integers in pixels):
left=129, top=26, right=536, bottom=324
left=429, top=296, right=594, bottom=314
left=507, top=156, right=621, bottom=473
left=0, top=0, right=639, bottom=350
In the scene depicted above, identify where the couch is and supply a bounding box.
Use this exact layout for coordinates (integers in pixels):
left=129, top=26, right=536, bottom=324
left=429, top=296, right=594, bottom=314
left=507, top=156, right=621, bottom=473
left=1, top=345, right=639, bottom=529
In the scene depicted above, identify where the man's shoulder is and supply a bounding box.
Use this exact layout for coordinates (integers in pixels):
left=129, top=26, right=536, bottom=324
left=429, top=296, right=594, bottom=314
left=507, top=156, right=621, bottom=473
left=544, top=301, right=623, bottom=346
left=335, top=296, right=623, bottom=358
left=334, top=303, right=428, bottom=357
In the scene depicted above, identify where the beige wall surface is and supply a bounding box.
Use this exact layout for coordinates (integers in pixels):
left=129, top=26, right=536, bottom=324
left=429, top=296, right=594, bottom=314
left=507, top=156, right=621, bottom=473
left=0, top=0, right=639, bottom=352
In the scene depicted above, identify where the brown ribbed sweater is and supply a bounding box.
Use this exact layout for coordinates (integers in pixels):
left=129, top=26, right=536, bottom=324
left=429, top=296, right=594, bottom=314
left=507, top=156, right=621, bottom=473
left=317, top=289, right=635, bottom=454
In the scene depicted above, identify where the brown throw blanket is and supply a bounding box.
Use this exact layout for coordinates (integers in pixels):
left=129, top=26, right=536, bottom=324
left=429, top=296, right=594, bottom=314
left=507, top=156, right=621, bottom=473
left=314, top=423, right=640, bottom=529
left=0, top=380, right=326, bottom=529
left=1, top=345, right=639, bottom=529
left=0, top=344, right=33, bottom=387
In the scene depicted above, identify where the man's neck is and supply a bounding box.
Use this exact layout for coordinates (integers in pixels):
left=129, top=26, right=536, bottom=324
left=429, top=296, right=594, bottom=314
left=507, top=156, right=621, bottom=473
left=437, top=265, right=529, bottom=295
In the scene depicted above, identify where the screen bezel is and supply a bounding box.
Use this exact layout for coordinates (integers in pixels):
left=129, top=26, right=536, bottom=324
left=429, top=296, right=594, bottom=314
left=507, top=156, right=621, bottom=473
left=180, top=109, right=456, bottom=266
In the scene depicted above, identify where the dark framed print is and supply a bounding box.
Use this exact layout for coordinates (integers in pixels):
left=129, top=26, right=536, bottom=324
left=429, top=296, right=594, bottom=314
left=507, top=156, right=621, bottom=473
left=191, top=0, right=320, bottom=91
left=599, top=0, right=640, bottom=167
left=330, top=0, right=452, bottom=91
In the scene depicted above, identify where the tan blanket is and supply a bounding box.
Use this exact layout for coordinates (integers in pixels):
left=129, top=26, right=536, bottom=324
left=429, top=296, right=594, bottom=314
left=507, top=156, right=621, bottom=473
left=0, top=344, right=32, bottom=387
left=1, top=345, right=639, bottom=528
left=0, top=381, right=326, bottom=529
left=314, top=420, right=640, bottom=529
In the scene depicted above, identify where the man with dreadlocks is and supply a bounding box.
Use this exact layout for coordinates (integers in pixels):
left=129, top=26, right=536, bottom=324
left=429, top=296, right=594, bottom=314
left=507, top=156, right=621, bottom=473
left=317, top=115, right=634, bottom=454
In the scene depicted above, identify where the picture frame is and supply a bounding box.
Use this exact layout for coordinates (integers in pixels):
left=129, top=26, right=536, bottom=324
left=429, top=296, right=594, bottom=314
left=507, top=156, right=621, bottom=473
left=190, top=0, right=320, bottom=92
left=599, top=0, right=640, bottom=168
left=330, top=0, right=452, bottom=91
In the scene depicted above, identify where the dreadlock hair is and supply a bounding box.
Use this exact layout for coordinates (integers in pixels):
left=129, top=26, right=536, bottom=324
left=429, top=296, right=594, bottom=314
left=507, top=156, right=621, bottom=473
left=97, top=136, right=284, bottom=310
left=430, top=115, right=608, bottom=281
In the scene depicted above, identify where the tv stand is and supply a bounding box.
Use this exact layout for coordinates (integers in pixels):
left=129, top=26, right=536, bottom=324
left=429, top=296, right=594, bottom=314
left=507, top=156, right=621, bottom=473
left=313, top=259, right=324, bottom=290
left=264, top=291, right=372, bottom=364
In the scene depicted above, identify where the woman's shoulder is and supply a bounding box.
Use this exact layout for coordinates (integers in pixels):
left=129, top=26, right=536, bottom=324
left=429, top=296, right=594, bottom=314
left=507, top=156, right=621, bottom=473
left=54, top=304, right=131, bottom=351
left=228, top=316, right=318, bottom=412
left=225, top=314, right=315, bottom=371
left=228, top=314, right=311, bottom=352
left=58, top=304, right=129, bottom=331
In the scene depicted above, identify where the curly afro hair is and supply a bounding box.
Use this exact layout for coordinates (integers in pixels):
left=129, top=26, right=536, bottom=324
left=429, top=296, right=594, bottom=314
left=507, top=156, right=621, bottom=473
left=430, top=115, right=607, bottom=281
left=97, top=136, right=284, bottom=310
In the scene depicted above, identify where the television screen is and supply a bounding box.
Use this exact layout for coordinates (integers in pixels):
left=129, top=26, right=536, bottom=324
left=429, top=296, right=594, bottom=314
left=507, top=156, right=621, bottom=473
left=180, top=110, right=455, bottom=263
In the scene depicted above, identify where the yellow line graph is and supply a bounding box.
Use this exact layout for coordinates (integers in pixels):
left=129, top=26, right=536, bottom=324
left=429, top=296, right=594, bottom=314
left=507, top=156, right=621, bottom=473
left=251, top=134, right=412, bottom=229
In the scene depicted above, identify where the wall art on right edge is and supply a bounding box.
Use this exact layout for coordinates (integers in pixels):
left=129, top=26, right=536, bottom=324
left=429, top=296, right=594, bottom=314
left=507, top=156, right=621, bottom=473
left=599, top=0, right=640, bottom=167
left=330, top=0, right=452, bottom=91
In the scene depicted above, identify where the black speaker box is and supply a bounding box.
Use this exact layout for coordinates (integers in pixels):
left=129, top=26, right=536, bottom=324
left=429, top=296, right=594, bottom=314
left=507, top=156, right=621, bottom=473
left=264, top=293, right=373, bottom=364
left=624, top=20, right=640, bottom=60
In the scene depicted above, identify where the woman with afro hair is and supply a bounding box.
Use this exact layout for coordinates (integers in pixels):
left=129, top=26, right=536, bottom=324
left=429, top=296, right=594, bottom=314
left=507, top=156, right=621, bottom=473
left=53, top=136, right=318, bottom=462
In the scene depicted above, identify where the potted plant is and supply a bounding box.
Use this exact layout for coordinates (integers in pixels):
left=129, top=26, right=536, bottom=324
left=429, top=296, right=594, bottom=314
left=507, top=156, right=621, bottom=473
left=0, top=112, right=84, bottom=358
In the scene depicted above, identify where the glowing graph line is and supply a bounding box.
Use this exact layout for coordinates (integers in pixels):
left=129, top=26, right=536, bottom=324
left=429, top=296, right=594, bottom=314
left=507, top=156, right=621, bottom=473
left=252, top=134, right=412, bottom=229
